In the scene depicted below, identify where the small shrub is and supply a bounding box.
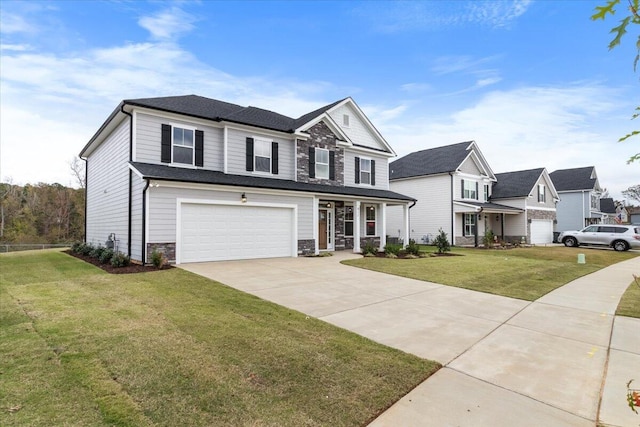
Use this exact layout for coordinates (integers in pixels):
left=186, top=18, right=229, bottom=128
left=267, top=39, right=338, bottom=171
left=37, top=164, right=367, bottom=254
left=150, top=250, right=168, bottom=269
left=384, top=243, right=402, bottom=256
left=363, top=252, right=376, bottom=257
left=79, top=243, right=95, bottom=256
left=90, top=246, right=105, bottom=259
left=71, top=242, right=83, bottom=253
left=110, top=252, right=130, bottom=268
left=385, top=253, right=398, bottom=259
left=482, top=230, right=495, bottom=248
left=405, top=254, right=420, bottom=259
left=434, top=228, right=451, bottom=254
left=362, top=240, right=377, bottom=256
left=99, top=248, right=114, bottom=264
left=405, top=239, right=420, bottom=256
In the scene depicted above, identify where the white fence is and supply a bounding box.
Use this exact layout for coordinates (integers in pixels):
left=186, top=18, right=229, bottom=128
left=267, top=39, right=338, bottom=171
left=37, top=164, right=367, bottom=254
left=0, top=244, right=71, bottom=253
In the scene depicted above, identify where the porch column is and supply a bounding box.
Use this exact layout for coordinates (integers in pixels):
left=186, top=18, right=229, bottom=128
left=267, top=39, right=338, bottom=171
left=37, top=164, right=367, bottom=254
left=379, top=203, right=387, bottom=250
left=313, top=197, right=319, bottom=255
left=403, top=203, right=410, bottom=247
left=353, top=201, right=361, bottom=253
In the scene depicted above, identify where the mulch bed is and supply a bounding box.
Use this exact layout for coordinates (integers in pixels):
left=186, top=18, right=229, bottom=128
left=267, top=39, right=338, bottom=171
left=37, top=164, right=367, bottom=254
left=373, top=251, right=462, bottom=259
left=64, top=250, right=173, bottom=274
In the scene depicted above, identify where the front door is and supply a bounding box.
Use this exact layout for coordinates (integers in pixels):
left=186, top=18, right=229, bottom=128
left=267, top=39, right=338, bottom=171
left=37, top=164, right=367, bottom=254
left=318, top=208, right=334, bottom=250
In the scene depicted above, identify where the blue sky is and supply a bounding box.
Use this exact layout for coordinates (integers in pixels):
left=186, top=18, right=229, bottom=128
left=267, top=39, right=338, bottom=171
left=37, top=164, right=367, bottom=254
left=1, top=0, right=638, bottom=200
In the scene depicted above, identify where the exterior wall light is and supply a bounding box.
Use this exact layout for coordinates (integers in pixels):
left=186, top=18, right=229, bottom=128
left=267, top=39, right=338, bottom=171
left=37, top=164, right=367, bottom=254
left=241, top=193, right=247, bottom=203
left=326, top=202, right=332, bottom=208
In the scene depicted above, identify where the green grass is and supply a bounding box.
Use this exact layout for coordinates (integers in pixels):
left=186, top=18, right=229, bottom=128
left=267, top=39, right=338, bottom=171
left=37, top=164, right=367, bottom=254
left=343, top=246, right=638, bottom=301
left=0, top=250, right=439, bottom=427
left=616, top=276, right=640, bottom=318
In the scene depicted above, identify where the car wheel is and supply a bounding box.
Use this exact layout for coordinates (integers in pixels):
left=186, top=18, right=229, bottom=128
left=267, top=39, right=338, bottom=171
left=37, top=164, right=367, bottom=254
left=564, top=237, right=578, bottom=247
left=613, top=240, right=629, bottom=252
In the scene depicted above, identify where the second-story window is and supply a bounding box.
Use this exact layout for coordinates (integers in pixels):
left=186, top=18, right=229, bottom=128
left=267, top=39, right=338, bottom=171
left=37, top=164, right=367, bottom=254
left=360, top=158, right=371, bottom=185
left=538, top=184, right=546, bottom=203
left=254, top=139, right=271, bottom=173
left=462, top=179, right=477, bottom=200
left=173, top=127, right=194, bottom=165
left=315, top=148, right=329, bottom=179
left=484, top=184, right=489, bottom=202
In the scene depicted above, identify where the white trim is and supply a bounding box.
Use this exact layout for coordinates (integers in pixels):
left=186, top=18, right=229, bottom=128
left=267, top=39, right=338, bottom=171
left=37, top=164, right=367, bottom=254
left=313, top=197, right=319, bottom=255
left=462, top=141, right=497, bottom=181
left=128, top=163, right=145, bottom=179
left=315, top=147, right=330, bottom=179
left=223, top=121, right=295, bottom=140
left=144, top=184, right=150, bottom=261
left=379, top=202, right=387, bottom=249
left=131, top=110, right=137, bottom=162
left=223, top=126, right=228, bottom=174
left=526, top=206, right=557, bottom=212
left=346, top=145, right=395, bottom=158
left=294, top=138, right=298, bottom=181
left=169, top=123, right=197, bottom=167
left=134, top=106, right=223, bottom=129
left=359, top=157, right=373, bottom=186
left=354, top=201, right=361, bottom=253
left=295, top=112, right=352, bottom=144
left=175, top=198, right=298, bottom=264
left=252, top=137, right=272, bottom=174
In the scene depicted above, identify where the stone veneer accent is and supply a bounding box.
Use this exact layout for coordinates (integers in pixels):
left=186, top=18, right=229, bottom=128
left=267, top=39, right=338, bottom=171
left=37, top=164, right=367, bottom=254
left=147, top=242, right=176, bottom=263
left=297, top=121, right=344, bottom=186
left=334, top=204, right=346, bottom=250
left=298, top=239, right=315, bottom=256
left=455, top=236, right=476, bottom=246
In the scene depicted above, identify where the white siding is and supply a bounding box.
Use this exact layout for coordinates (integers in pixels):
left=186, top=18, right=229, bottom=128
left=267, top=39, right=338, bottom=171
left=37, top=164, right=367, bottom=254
left=148, top=186, right=314, bottom=243
left=135, top=112, right=224, bottom=171
left=556, top=191, right=588, bottom=232
left=86, top=120, right=130, bottom=253
left=459, top=157, right=482, bottom=175
left=343, top=150, right=389, bottom=190
left=226, top=128, right=295, bottom=180
left=529, top=174, right=557, bottom=210
left=504, top=214, right=527, bottom=238
left=328, top=103, right=386, bottom=152
left=130, top=175, right=145, bottom=262
left=388, top=174, right=452, bottom=243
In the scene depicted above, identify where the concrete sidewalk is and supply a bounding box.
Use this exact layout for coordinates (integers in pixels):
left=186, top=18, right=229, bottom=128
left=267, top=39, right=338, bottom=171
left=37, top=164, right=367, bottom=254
left=181, top=253, right=640, bottom=426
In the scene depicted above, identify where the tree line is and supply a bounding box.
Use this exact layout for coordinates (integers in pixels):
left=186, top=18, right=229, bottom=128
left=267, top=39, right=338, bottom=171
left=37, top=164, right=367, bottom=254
left=0, top=182, right=85, bottom=244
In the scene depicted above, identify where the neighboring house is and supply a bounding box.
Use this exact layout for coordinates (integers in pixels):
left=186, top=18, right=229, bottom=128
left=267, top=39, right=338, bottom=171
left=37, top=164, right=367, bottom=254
left=600, top=198, right=629, bottom=224
left=490, top=168, right=559, bottom=244
left=387, top=141, right=536, bottom=247
left=79, top=95, right=414, bottom=264
left=549, top=166, right=604, bottom=232
left=629, top=206, right=640, bottom=224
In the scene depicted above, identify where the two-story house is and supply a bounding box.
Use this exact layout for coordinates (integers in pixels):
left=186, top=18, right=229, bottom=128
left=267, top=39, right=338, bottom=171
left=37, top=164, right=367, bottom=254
left=549, top=166, right=604, bottom=232
left=79, top=95, right=414, bottom=264
left=387, top=141, right=526, bottom=246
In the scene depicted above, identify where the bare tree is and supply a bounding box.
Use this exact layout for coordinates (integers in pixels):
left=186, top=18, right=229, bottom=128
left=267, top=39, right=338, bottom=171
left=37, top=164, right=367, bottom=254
left=69, top=157, right=86, bottom=189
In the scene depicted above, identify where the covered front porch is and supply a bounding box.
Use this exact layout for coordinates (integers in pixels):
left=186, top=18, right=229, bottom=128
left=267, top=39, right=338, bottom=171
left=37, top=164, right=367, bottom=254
left=314, top=197, right=411, bottom=255
left=453, top=201, right=523, bottom=246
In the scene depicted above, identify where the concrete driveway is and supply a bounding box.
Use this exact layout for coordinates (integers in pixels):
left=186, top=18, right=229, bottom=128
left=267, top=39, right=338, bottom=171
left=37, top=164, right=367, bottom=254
left=181, top=252, right=640, bottom=427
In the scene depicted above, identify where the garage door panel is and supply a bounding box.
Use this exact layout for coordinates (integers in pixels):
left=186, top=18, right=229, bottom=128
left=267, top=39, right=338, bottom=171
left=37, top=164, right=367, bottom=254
left=531, top=219, right=553, bottom=244
left=180, top=203, right=294, bottom=263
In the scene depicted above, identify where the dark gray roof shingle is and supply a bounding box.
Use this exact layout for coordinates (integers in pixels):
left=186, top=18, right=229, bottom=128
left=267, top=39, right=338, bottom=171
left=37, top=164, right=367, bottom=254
left=130, top=162, right=415, bottom=201
left=600, top=198, right=616, bottom=214
left=389, top=141, right=473, bottom=180
left=491, top=168, right=545, bottom=199
left=549, top=167, right=597, bottom=191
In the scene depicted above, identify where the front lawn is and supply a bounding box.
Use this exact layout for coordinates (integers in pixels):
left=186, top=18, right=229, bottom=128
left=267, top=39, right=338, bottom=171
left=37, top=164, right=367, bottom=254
left=0, top=250, right=438, bottom=427
left=343, top=246, right=638, bottom=301
left=616, top=276, right=640, bottom=318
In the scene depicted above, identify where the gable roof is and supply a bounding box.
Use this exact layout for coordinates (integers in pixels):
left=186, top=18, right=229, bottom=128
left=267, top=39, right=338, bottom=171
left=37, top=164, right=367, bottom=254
left=129, top=162, right=414, bottom=202
left=549, top=166, right=599, bottom=192
left=492, top=168, right=546, bottom=199
left=389, top=141, right=494, bottom=180
left=600, top=198, right=616, bottom=214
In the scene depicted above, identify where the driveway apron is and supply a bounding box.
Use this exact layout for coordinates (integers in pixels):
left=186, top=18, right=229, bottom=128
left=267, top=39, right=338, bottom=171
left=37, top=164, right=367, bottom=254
left=180, top=253, right=640, bottom=427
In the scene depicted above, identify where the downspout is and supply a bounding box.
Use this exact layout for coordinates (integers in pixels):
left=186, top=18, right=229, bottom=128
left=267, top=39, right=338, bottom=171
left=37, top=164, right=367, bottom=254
left=408, top=200, right=416, bottom=242
left=83, top=158, right=88, bottom=242
left=449, top=172, right=454, bottom=245
left=141, top=179, right=150, bottom=265
left=120, top=104, right=133, bottom=258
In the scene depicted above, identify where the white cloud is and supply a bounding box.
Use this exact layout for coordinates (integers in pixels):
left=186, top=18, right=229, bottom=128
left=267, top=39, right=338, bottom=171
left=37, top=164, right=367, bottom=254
left=138, top=7, right=197, bottom=40
left=0, top=43, right=33, bottom=51
left=400, top=82, right=431, bottom=93
left=0, top=11, right=36, bottom=34
left=385, top=84, right=637, bottom=200
left=465, top=0, right=532, bottom=29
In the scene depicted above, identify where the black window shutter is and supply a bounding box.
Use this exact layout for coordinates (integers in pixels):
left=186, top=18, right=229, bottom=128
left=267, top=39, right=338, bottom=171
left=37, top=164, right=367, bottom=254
left=246, top=138, right=254, bottom=171
left=329, top=151, right=335, bottom=180
left=195, top=130, right=204, bottom=167
left=371, top=160, right=376, bottom=186
left=161, top=124, right=171, bottom=163
left=461, top=179, right=465, bottom=198
left=309, top=147, right=315, bottom=179
left=355, top=157, right=360, bottom=184
left=272, top=142, right=278, bottom=175
left=475, top=182, right=478, bottom=200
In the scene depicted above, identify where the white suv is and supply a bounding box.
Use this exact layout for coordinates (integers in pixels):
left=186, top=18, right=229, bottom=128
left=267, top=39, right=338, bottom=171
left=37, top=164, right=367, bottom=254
left=559, top=225, right=640, bottom=251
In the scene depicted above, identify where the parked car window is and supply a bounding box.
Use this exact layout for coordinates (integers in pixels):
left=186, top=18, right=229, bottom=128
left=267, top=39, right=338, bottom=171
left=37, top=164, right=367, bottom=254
left=583, top=226, right=598, bottom=232
left=614, top=227, right=628, bottom=233
left=598, top=226, right=616, bottom=233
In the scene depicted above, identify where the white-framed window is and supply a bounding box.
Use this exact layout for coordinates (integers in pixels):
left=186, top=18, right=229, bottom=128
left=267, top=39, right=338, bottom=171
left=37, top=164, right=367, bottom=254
left=538, top=184, right=546, bottom=203
left=254, top=139, right=271, bottom=173
left=344, top=205, right=354, bottom=236
left=172, top=126, right=195, bottom=165
left=360, top=158, right=371, bottom=185
left=484, top=184, right=489, bottom=202
left=315, top=148, right=329, bottom=179
left=591, top=193, right=599, bottom=210
left=463, top=180, right=477, bottom=200
left=343, top=114, right=350, bottom=127
left=463, top=213, right=476, bottom=236
left=365, top=205, right=376, bottom=236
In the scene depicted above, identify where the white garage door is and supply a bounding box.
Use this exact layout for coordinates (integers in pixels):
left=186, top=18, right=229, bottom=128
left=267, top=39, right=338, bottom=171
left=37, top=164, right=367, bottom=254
left=180, top=203, right=294, bottom=263
left=530, top=219, right=553, bottom=244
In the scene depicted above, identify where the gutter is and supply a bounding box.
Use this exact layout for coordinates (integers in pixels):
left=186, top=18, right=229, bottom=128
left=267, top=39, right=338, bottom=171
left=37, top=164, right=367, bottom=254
left=83, top=158, right=88, bottom=242
left=141, top=179, right=150, bottom=265
left=121, top=104, right=133, bottom=258
left=449, top=172, right=454, bottom=244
